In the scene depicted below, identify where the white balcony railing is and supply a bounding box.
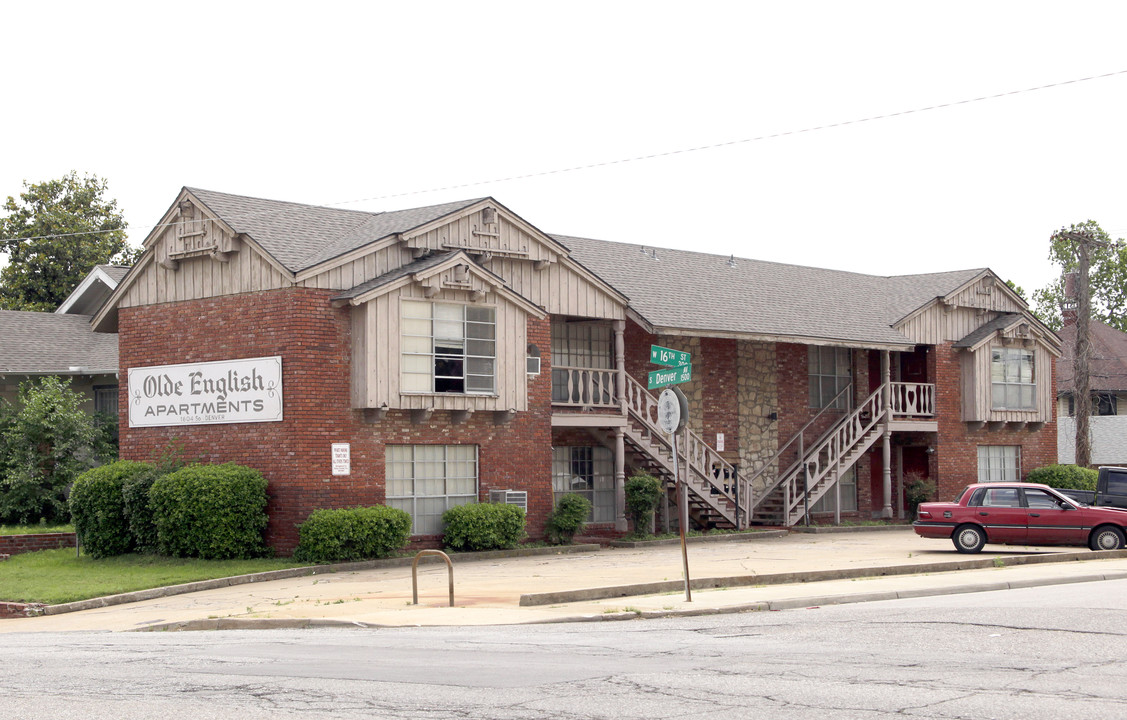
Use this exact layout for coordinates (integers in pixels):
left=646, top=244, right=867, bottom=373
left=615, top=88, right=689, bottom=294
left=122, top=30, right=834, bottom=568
left=889, top=382, right=935, bottom=418
left=551, top=365, right=617, bottom=408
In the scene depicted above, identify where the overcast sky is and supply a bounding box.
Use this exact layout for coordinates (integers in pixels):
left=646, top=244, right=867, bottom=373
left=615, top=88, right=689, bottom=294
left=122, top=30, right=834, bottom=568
left=3, top=1, right=1126, bottom=299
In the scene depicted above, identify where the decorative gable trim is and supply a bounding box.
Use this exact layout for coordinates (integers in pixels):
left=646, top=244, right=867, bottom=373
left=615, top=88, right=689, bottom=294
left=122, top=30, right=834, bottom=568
left=401, top=198, right=564, bottom=267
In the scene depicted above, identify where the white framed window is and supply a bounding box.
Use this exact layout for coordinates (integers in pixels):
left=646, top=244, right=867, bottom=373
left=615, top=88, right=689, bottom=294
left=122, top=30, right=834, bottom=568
left=977, top=445, right=1021, bottom=483
left=401, top=300, right=496, bottom=394
left=810, top=466, right=858, bottom=513
left=808, top=346, right=851, bottom=409
left=386, top=445, right=478, bottom=535
left=551, top=322, right=613, bottom=403
left=552, top=446, right=616, bottom=523
left=991, top=347, right=1035, bottom=410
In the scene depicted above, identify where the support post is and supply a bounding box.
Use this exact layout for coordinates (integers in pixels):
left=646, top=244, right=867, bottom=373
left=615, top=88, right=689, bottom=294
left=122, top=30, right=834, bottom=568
left=614, top=427, right=627, bottom=532
left=881, top=350, right=893, bottom=519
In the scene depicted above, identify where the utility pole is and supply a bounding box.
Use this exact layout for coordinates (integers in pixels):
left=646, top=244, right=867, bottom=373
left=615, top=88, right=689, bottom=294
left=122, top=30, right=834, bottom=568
left=1055, top=228, right=1106, bottom=468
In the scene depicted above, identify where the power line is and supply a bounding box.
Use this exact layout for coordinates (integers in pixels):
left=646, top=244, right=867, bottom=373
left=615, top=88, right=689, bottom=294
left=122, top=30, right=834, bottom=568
left=4, top=67, right=1127, bottom=246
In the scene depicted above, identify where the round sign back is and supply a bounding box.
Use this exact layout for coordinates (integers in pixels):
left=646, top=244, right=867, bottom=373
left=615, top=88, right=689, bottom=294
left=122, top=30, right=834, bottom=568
left=657, top=388, right=681, bottom=434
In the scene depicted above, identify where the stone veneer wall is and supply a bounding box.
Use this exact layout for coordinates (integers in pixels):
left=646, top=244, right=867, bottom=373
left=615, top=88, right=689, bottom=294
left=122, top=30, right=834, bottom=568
left=737, top=340, right=779, bottom=494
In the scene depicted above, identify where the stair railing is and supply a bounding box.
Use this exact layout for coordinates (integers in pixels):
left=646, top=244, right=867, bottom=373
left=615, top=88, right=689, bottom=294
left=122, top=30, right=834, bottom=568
left=623, top=374, right=747, bottom=526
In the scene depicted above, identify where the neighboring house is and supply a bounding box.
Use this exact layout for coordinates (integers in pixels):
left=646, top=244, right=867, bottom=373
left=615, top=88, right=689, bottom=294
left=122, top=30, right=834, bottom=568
left=1055, top=313, right=1127, bottom=466
left=93, top=188, right=1060, bottom=552
left=0, top=265, right=126, bottom=413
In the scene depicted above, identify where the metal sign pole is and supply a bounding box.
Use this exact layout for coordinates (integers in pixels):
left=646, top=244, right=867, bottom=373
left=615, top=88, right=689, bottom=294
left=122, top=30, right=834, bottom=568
left=680, top=425, right=692, bottom=602
left=672, top=429, right=691, bottom=602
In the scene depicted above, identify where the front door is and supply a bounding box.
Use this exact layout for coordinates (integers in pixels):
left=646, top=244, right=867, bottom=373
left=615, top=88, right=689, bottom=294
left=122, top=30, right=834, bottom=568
left=1023, top=488, right=1087, bottom=545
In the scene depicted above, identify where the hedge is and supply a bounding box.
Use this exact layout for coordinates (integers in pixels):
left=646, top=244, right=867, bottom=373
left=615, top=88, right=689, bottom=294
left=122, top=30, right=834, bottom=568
left=1026, top=464, right=1098, bottom=492
left=69, top=461, right=154, bottom=558
left=442, top=502, right=526, bottom=551
left=293, top=505, right=412, bottom=563
left=149, top=463, right=269, bottom=559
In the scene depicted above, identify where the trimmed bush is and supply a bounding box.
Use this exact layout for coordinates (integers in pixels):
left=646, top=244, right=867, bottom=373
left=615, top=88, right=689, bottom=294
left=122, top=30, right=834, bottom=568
left=442, top=502, right=526, bottom=551
left=293, top=505, right=412, bottom=563
left=545, top=493, right=591, bottom=545
left=624, top=473, right=663, bottom=534
left=1026, top=464, right=1098, bottom=491
left=149, top=463, right=269, bottom=559
left=69, top=461, right=153, bottom=558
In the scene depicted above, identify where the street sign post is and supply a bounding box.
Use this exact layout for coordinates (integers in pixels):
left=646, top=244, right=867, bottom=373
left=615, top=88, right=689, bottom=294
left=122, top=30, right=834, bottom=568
left=648, top=363, right=692, bottom=390
left=650, top=344, right=691, bottom=367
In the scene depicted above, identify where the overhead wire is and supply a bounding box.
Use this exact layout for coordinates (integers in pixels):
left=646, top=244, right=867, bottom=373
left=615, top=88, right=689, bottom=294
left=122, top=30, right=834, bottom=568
left=3, top=68, right=1127, bottom=246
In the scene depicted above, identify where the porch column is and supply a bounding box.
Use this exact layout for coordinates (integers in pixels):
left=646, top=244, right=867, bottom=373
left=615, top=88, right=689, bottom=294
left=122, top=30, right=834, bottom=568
left=614, top=320, right=627, bottom=413
left=614, top=427, right=627, bottom=531
left=881, top=350, right=893, bottom=519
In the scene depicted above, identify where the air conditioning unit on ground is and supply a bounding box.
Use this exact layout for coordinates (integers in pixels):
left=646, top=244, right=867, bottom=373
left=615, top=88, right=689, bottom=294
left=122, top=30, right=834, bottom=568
left=489, top=489, right=528, bottom=513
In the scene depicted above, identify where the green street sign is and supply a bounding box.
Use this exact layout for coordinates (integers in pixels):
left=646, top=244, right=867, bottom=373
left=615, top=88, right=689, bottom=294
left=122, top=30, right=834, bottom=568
left=648, top=363, right=692, bottom=390
left=650, top=344, right=691, bottom=367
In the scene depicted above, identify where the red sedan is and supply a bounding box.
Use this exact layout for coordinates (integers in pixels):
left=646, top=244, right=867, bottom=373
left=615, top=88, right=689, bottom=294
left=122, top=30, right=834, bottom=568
left=913, top=482, right=1127, bottom=553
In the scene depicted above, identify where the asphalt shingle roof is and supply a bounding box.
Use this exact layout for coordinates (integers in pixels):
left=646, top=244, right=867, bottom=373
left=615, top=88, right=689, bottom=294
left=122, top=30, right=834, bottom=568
left=1056, top=319, right=1127, bottom=394
left=952, top=313, right=1023, bottom=349
left=554, top=234, right=985, bottom=347
left=187, top=188, right=483, bottom=273
left=0, top=311, right=118, bottom=373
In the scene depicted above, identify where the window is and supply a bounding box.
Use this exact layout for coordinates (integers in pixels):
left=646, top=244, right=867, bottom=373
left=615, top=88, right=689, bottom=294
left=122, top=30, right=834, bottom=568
left=401, top=301, right=495, bottom=394
left=1024, top=489, right=1063, bottom=509
left=977, top=445, right=1021, bottom=483
left=808, top=346, right=851, bottom=409
left=991, top=347, right=1035, bottom=410
left=386, top=445, right=478, bottom=535
left=551, top=322, right=613, bottom=403
left=1067, top=393, right=1118, bottom=416
left=552, top=446, right=615, bottom=523
left=93, top=385, right=118, bottom=416
left=810, top=466, right=858, bottom=513
left=979, top=487, right=1021, bottom=507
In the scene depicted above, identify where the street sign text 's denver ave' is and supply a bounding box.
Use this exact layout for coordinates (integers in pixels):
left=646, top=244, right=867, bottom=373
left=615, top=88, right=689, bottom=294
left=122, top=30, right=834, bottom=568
left=648, top=344, right=692, bottom=390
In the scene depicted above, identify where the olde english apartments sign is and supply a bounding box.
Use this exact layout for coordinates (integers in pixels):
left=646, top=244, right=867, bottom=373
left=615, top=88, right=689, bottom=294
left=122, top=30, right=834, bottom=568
left=128, top=356, right=283, bottom=427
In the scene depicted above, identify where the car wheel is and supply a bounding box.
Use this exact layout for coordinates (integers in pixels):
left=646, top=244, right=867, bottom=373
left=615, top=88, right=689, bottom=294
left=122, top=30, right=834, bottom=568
left=1089, top=525, right=1126, bottom=551
left=952, top=524, right=986, bottom=554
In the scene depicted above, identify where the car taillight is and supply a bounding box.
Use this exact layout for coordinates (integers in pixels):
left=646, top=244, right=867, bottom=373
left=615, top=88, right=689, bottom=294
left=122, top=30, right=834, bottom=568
left=917, top=510, right=931, bottom=519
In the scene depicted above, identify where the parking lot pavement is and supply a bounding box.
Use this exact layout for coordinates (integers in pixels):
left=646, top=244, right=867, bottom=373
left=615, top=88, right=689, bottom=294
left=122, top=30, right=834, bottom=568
left=4, top=528, right=1127, bottom=633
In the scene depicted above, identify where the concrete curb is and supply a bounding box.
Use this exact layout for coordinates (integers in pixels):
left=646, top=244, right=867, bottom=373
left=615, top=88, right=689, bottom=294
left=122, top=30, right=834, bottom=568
left=790, top=524, right=914, bottom=534
left=32, top=543, right=601, bottom=618
left=518, top=548, right=1127, bottom=606
left=606, top=530, right=789, bottom=548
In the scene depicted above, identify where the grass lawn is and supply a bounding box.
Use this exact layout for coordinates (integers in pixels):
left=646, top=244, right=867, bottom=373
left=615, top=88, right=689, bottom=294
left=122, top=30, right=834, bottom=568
left=0, top=549, right=309, bottom=605
left=0, top=523, right=75, bottom=536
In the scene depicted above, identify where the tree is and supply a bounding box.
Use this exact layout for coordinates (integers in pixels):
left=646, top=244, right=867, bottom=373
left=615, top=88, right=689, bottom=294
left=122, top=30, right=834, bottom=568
left=1030, top=220, right=1127, bottom=331
left=0, top=376, right=115, bottom=524
left=0, top=172, right=137, bottom=311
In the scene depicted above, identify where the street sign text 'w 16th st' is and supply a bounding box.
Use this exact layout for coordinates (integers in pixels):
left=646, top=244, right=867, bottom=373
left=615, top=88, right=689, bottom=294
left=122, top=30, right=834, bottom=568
left=648, top=344, right=692, bottom=390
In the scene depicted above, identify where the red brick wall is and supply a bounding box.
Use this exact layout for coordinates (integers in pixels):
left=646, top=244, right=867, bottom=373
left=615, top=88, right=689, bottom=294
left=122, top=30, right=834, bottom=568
left=119, top=289, right=553, bottom=553
left=933, top=341, right=1058, bottom=500
left=701, top=337, right=739, bottom=456
left=0, top=532, right=75, bottom=557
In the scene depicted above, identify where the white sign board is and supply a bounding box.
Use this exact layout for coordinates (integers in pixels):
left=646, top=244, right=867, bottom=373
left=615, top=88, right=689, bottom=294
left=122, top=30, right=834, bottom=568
left=331, top=443, right=351, bottom=476
left=716, top=433, right=725, bottom=452
left=128, top=356, right=283, bottom=428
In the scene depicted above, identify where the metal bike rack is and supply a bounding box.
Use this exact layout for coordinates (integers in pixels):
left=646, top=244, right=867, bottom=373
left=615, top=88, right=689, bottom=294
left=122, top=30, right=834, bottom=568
left=411, top=549, right=454, bottom=607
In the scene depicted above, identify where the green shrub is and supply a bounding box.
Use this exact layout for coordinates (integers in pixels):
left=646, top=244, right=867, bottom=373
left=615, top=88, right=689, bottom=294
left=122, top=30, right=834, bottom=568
left=545, top=493, right=591, bottom=545
left=904, top=471, right=936, bottom=519
left=0, top=377, right=112, bottom=524
left=122, top=445, right=189, bottom=554
left=442, top=502, right=526, bottom=551
left=624, top=473, right=663, bottom=534
left=69, top=460, right=153, bottom=558
left=293, top=505, right=412, bottom=563
left=149, top=463, right=269, bottom=559
left=1026, top=464, right=1098, bottom=491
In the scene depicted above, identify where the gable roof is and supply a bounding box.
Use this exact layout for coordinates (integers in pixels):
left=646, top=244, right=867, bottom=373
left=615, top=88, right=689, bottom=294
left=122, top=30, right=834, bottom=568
left=1056, top=319, right=1127, bottom=394
left=952, top=313, right=1026, bottom=350
left=55, top=264, right=130, bottom=315
left=186, top=188, right=484, bottom=273
left=555, top=234, right=986, bottom=348
left=0, top=311, right=118, bottom=374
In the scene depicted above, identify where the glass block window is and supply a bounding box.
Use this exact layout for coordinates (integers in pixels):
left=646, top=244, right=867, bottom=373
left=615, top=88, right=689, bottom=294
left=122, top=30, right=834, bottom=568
left=810, top=466, right=858, bottom=513
left=401, top=300, right=496, bottom=394
left=386, top=445, right=478, bottom=535
left=551, top=446, right=616, bottom=523
left=808, top=346, right=851, bottom=409
left=977, top=445, right=1021, bottom=483
left=991, top=347, right=1035, bottom=410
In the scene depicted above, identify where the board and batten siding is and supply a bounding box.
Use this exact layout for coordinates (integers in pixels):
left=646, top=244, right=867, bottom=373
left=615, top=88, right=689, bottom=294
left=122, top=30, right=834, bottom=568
left=896, top=302, right=1026, bottom=346
left=351, top=285, right=528, bottom=412
left=960, top=342, right=1054, bottom=424
left=120, top=242, right=292, bottom=309
left=484, top=257, right=624, bottom=320
left=404, top=209, right=560, bottom=265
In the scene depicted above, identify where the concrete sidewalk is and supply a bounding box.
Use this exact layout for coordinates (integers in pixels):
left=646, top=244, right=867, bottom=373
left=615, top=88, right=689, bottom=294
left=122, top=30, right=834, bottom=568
left=4, top=528, right=1127, bottom=633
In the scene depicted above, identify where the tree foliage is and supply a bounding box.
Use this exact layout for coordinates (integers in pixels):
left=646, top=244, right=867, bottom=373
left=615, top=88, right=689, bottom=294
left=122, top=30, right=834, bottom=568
left=0, top=377, right=115, bottom=524
left=0, top=171, right=136, bottom=311
left=1031, top=220, right=1127, bottom=331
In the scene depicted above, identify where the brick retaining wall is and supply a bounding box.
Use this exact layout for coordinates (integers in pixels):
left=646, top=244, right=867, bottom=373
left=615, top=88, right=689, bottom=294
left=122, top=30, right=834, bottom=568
left=0, top=533, right=76, bottom=557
